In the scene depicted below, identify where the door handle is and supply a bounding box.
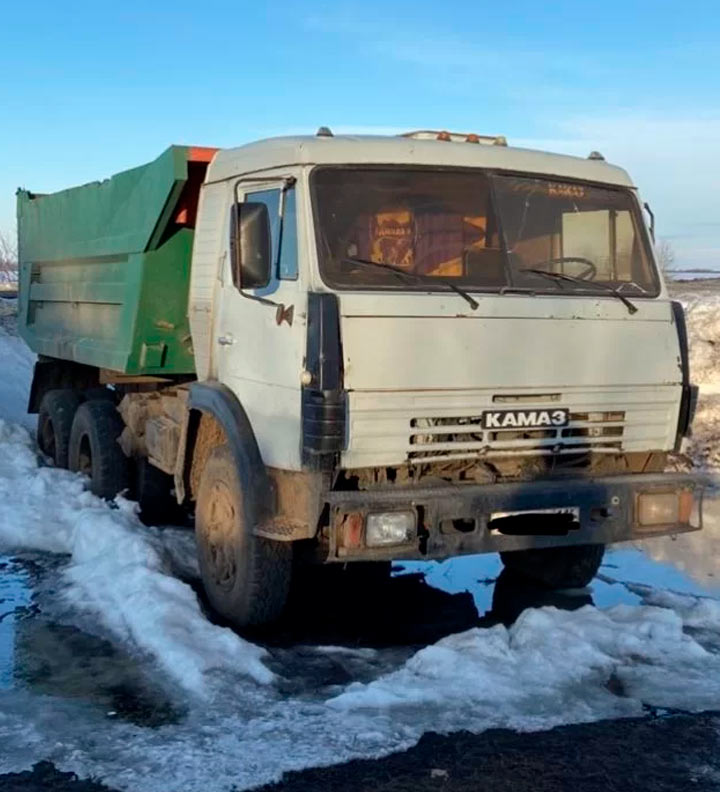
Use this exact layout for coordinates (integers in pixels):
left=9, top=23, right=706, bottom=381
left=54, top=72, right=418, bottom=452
left=217, top=334, right=235, bottom=346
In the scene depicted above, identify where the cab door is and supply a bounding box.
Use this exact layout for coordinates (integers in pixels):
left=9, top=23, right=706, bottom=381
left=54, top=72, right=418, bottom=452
left=213, top=178, right=306, bottom=470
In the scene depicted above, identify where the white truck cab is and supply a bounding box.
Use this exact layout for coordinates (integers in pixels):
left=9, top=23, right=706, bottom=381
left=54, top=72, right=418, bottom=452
left=24, top=130, right=703, bottom=629
left=168, top=129, right=702, bottom=626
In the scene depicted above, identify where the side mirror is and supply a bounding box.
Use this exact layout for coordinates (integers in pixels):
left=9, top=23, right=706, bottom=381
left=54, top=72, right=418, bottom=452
left=231, top=202, right=272, bottom=290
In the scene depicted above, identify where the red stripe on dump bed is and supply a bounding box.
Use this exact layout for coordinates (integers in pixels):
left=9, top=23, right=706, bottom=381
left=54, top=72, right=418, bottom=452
left=188, top=146, right=218, bottom=163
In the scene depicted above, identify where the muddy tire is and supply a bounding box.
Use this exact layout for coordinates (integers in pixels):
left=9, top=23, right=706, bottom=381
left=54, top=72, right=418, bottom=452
left=500, top=544, right=605, bottom=589
left=195, top=444, right=292, bottom=628
left=68, top=400, right=130, bottom=499
left=37, top=389, right=81, bottom=468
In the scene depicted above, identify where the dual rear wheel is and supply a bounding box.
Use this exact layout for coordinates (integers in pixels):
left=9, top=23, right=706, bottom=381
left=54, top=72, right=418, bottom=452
left=38, top=390, right=163, bottom=513
left=39, top=390, right=129, bottom=499
left=67, top=399, right=130, bottom=499
left=37, top=389, right=81, bottom=469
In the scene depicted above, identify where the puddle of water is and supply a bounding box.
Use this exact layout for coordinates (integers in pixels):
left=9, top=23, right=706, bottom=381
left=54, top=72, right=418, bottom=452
left=591, top=494, right=720, bottom=608
left=14, top=619, right=184, bottom=726
left=394, top=554, right=501, bottom=615
left=0, top=553, right=183, bottom=727
left=0, top=557, right=32, bottom=690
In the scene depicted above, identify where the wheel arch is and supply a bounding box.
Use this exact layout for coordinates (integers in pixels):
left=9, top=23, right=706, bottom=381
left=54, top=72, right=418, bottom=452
left=180, top=381, right=274, bottom=525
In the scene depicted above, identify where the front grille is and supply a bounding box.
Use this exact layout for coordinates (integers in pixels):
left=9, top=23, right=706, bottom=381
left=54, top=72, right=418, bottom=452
left=408, top=410, right=627, bottom=463
left=341, top=387, right=678, bottom=470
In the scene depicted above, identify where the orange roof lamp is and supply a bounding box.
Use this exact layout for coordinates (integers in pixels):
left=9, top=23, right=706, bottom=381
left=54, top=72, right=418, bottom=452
left=402, top=130, right=508, bottom=146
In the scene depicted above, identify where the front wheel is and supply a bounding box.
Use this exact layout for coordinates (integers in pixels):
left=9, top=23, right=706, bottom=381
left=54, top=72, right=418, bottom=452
left=195, top=444, right=292, bottom=629
left=500, top=544, right=605, bottom=589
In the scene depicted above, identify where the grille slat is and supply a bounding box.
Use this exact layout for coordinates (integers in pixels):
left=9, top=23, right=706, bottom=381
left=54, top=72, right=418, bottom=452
left=408, top=435, right=625, bottom=453
left=408, top=446, right=623, bottom=464
left=409, top=423, right=484, bottom=435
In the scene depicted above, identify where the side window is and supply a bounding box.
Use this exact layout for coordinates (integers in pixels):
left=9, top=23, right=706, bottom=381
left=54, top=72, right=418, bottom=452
left=245, top=187, right=298, bottom=281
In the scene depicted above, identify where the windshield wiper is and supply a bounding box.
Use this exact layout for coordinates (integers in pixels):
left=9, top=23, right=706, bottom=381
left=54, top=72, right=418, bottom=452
left=615, top=280, right=650, bottom=295
left=342, top=257, right=479, bottom=311
left=524, top=268, right=638, bottom=314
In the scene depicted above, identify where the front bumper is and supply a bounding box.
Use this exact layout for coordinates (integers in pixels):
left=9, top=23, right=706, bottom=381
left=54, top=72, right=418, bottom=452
left=326, top=472, right=705, bottom=561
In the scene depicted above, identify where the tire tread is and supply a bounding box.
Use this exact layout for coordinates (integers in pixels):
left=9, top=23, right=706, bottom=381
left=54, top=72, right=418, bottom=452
left=196, top=444, right=291, bottom=628
left=68, top=400, right=130, bottom=499
left=37, top=389, right=81, bottom=468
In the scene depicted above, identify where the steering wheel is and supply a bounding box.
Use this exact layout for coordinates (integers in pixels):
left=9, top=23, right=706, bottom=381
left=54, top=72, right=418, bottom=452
left=536, top=256, right=597, bottom=280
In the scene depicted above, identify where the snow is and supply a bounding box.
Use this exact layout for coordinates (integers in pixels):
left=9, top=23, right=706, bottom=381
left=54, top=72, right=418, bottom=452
left=0, top=420, right=272, bottom=692
left=633, top=588, right=720, bottom=631
left=670, top=293, right=720, bottom=468
left=686, top=394, right=720, bottom=469
left=683, top=294, right=720, bottom=392
left=0, top=292, right=719, bottom=790
left=0, top=302, right=35, bottom=431
left=328, top=602, right=720, bottom=721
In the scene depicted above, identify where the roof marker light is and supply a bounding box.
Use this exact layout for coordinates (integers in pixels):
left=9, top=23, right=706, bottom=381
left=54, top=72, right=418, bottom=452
left=401, top=130, right=508, bottom=146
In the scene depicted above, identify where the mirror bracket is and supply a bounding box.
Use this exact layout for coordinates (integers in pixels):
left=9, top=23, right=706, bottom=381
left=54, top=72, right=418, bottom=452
left=229, top=175, right=295, bottom=309
left=643, top=202, right=655, bottom=241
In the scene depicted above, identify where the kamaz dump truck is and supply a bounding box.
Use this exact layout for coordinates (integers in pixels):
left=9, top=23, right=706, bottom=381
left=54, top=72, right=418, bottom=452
left=17, top=130, right=703, bottom=628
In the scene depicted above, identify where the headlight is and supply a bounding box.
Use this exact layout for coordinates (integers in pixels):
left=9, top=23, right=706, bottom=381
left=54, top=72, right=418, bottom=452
left=636, top=491, right=693, bottom=526
left=365, top=511, right=416, bottom=547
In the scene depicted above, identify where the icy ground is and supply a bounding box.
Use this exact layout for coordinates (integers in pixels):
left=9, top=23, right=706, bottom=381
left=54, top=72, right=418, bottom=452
left=0, top=295, right=719, bottom=791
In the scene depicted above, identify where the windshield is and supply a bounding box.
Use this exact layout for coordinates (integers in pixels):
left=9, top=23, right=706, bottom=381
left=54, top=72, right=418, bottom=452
left=312, top=167, right=659, bottom=296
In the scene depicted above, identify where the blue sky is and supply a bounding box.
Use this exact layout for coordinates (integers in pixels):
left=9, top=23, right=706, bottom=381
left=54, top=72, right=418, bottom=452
left=2, top=0, right=719, bottom=267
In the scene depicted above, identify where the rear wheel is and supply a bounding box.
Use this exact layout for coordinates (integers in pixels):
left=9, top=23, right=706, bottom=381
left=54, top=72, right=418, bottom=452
left=500, top=544, right=605, bottom=589
left=68, top=400, right=130, bottom=499
left=195, top=444, right=292, bottom=628
left=37, top=389, right=81, bottom=468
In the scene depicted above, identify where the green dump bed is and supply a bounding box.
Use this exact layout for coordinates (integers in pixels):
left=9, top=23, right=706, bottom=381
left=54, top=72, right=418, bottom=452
left=17, top=145, right=217, bottom=375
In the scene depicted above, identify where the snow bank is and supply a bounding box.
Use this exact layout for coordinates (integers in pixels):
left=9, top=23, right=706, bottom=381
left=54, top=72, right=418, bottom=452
left=686, top=394, right=720, bottom=469
left=0, top=311, right=35, bottom=431
left=0, top=420, right=272, bottom=692
left=328, top=602, right=720, bottom=721
left=636, top=588, right=720, bottom=630
left=0, top=298, right=15, bottom=319
left=668, top=293, right=720, bottom=468
left=683, top=294, right=720, bottom=391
